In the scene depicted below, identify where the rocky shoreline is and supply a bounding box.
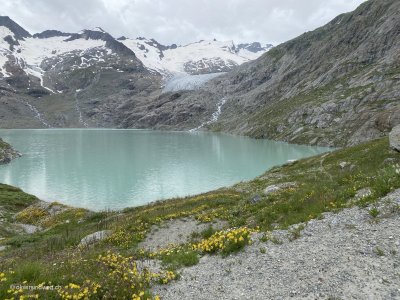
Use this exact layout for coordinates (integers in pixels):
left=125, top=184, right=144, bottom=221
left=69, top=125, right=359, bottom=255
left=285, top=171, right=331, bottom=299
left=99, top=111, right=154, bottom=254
left=0, top=138, right=21, bottom=164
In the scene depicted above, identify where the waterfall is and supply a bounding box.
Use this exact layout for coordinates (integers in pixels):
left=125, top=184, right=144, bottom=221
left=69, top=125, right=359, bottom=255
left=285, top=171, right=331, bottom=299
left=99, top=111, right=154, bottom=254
left=21, top=100, right=51, bottom=128
left=75, top=91, right=89, bottom=127
left=189, top=97, right=226, bottom=132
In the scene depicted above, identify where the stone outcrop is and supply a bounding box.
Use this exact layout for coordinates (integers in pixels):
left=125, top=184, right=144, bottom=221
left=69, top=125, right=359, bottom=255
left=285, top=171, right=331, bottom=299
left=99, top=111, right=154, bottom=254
left=0, top=138, right=21, bottom=164
left=389, top=125, right=400, bottom=151
left=79, top=230, right=112, bottom=247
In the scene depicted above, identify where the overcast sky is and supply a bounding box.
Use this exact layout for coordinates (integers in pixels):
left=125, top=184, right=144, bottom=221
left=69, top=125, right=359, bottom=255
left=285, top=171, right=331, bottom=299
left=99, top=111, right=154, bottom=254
left=2, top=0, right=366, bottom=46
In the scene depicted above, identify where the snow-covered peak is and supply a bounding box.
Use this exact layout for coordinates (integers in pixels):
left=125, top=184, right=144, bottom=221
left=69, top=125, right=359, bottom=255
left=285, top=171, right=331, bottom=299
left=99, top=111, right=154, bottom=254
left=121, top=38, right=272, bottom=76
left=92, top=27, right=105, bottom=33
left=0, top=16, right=31, bottom=40
left=17, top=36, right=107, bottom=66
left=0, top=26, right=15, bottom=39
left=0, top=16, right=273, bottom=90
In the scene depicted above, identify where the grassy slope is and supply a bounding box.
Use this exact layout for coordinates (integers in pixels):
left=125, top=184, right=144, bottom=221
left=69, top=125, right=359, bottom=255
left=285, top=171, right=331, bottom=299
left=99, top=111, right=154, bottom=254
left=0, top=137, right=399, bottom=299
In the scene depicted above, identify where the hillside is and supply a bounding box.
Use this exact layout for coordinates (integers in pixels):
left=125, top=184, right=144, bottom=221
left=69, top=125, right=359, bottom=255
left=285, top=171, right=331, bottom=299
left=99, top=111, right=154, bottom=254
left=148, top=0, right=400, bottom=147
left=0, top=137, right=398, bottom=298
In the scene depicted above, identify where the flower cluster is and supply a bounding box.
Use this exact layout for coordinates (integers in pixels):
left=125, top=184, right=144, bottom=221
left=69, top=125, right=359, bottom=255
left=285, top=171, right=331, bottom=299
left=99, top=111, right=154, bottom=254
left=97, top=251, right=174, bottom=299
left=104, top=228, right=135, bottom=249
left=105, top=219, right=150, bottom=249
left=192, top=227, right=257, bottom=255
left=42, top=208, right=87, bottom=228
left=58, top=280, right=101, bottom=300
left=15, top=206, right=49, bottom=225
left=148, top=244, right=183, bottom=258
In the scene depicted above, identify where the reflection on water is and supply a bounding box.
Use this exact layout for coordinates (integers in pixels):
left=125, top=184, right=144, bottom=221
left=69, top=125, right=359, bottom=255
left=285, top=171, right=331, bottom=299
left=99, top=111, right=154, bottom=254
left=0, top=129, right=330, bottom=210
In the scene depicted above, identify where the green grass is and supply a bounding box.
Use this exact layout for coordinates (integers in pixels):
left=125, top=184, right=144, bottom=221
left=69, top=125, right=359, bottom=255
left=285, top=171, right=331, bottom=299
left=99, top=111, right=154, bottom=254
left=288, top=224, right=305, bottom=241
left=190, top=225, right=218, bottom=242
left=374, top=247, right=385, bottom=257
left=0, top=184, right=38, bottom=215
left=0, top=137, right=399, bottom=298
left=369, top=207, right=380, bottom=218
left=160, top=249, right=199, bottom=270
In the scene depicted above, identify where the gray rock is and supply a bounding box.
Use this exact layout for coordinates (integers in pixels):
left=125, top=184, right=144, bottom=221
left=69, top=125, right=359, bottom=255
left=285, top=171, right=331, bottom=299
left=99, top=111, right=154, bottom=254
left=389, top=125, right=400, bottom=151
left=0, top=138, right=21, bottom=165
left=18, top=223, right=41, bottom=234
left=264, top=182, right=297, bottom=196
left=383, top=158, right=396, bottom=164
left=355, top=188, right=372, bottom=199
left=339, top=162, right=350, bottom=169
left=79, top=230, right=111, bottom=247
left=249, top=194, right=262, bottom=204
left=0, top=245, right=7, bottom=251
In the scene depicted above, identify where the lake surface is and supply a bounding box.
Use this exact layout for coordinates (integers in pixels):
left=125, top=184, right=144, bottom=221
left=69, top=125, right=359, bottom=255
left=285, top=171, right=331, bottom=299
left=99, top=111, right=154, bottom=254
left=0, top=129, right=329, bottom=210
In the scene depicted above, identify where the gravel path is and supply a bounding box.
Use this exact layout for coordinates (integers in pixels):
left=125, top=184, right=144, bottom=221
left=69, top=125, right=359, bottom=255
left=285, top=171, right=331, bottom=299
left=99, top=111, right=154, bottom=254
left=139, top=217, right=228, bottom=251
left=153, top=189, right=400, bottom=300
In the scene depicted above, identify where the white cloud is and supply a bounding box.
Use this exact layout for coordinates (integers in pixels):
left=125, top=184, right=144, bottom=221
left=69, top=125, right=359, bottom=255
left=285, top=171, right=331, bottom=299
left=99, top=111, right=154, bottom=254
left=1, top=0, right=366, bottom=45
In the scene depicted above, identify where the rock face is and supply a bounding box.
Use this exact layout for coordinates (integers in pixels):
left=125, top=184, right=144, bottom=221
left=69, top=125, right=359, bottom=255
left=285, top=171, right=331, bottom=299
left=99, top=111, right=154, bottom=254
left=389, top=125, right=400, bottom=151
left=0, top=16, right=31, bottom=39
left=79, top=230, right=111, bottom=247
left=0, top=138, right=21, bottom=164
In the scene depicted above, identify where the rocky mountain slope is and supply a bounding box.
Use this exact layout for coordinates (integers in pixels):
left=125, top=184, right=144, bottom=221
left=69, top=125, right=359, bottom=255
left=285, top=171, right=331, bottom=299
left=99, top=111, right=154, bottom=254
left=0, top=16, right=270, bottom=129
left=149, top=0, right=400, bottom=147
left=0, top=137, right=20, bottom=164
left=0, top=17, right=162, bottom=128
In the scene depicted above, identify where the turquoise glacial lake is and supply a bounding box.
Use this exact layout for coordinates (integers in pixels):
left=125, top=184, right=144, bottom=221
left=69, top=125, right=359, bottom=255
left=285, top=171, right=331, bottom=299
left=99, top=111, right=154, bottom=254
left=0, top=129, right=329, bottom=210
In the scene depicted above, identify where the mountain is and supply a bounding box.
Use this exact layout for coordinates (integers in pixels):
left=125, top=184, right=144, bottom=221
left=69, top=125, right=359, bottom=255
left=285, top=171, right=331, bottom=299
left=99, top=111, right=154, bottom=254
left=0, top=16, right=162, bottom=128
left=0, top=16, right=271, bottom=129
left=120, top=37, right=272, bottom=76
left=4, top=0, right=398, bottom=149
left=140, top=0, right=400, bottom=147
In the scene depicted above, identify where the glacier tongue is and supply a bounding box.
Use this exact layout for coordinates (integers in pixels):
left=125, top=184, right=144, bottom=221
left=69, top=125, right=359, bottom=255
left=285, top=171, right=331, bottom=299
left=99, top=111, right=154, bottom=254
left=163, top=73, right=225, bottom=92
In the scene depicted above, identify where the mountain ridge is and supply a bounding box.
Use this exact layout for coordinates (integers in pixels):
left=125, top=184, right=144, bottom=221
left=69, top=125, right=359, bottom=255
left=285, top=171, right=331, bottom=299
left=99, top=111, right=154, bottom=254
left=150, top=0, right=400, bottom=147
left=1, top=0, right=399, bottom=149
left=0, top=16, right=271, bottom=129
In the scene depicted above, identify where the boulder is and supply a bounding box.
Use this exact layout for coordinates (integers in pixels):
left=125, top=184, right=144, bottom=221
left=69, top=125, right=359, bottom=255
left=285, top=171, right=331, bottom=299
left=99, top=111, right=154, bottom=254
left=249, top=194, right=262, bottom=204
left=389, top=125, right=400, bottom=151
left=0, top=138, right=21, bottom=164
left=355, top=188, right=372, bottom=200
left=264, top=182, right=297, bottom=196
left=18, top=223, right=41, bottom=234
left=79, top=230, right=111, bottom=247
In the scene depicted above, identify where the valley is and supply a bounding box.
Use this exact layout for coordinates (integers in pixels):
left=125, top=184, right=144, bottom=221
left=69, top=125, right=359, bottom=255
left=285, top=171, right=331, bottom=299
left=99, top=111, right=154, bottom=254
left=0, top=0, right=400, bottom=299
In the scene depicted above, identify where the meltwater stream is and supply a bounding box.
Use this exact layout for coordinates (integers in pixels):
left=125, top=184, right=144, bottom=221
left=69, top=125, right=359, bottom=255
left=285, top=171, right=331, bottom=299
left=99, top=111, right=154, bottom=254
left=0, top=129, right=330, bottom=211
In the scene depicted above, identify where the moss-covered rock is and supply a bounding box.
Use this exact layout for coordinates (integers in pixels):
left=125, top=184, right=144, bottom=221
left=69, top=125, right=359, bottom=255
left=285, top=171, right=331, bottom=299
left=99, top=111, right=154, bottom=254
left=0, top=138, right=21, bottom=164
